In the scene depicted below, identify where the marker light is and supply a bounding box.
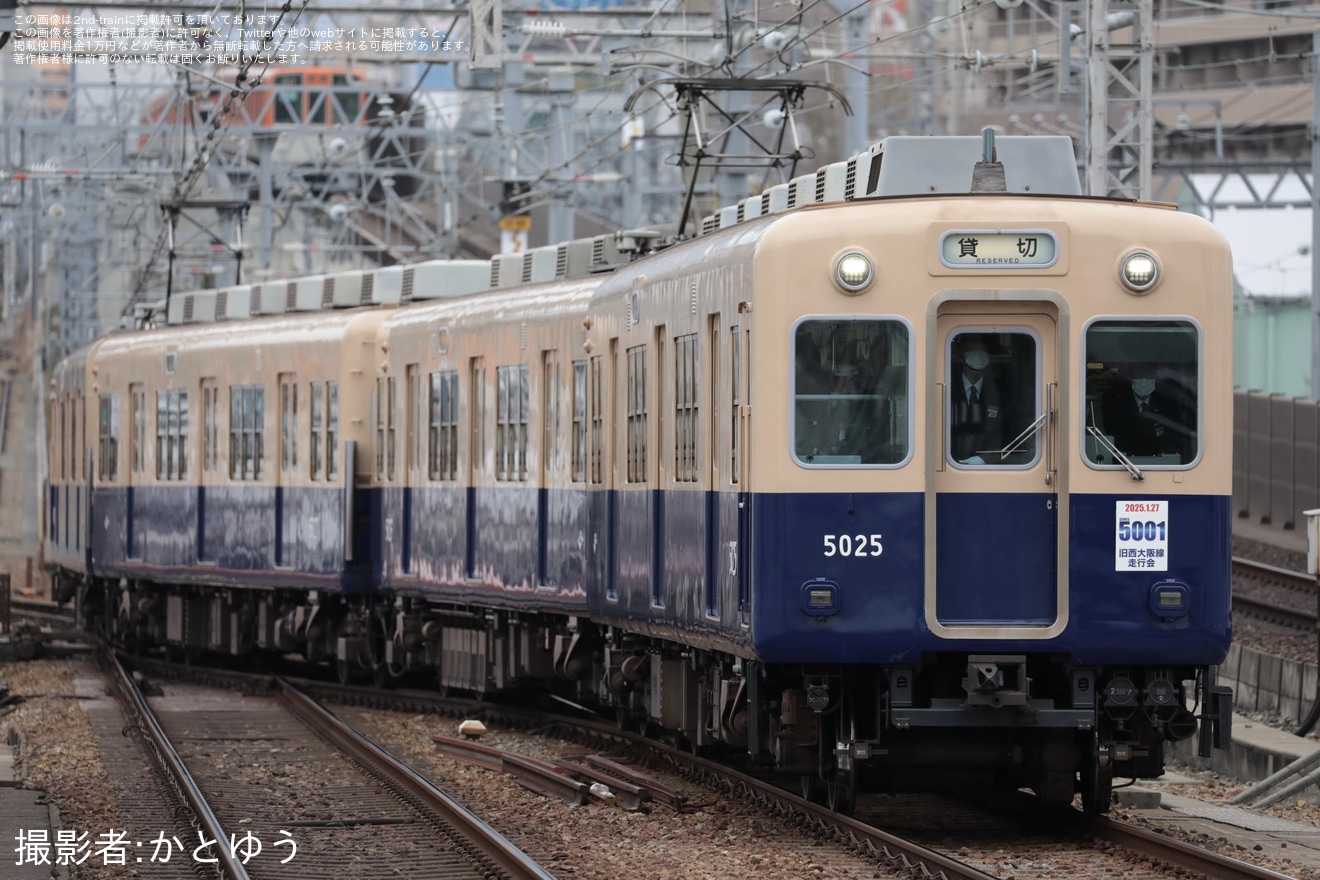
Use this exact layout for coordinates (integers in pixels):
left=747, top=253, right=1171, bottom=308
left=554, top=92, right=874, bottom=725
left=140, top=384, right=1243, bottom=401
left=1148, top=579, right=1189, bottom=618
left=800, top=579, right=841, bottom=617
left=833, top=251, right=874, bottom=294
left=1120, top=251, right=1160, bottom=293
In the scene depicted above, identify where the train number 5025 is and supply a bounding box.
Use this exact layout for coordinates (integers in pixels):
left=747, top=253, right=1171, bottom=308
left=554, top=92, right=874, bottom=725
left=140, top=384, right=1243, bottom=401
left=823, top=534, right=884, bottom=557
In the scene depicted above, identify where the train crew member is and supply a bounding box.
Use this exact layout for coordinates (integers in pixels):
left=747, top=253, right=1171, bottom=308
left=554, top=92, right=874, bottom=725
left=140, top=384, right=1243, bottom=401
left=1101, top=362, right=1190, bottom=461
left=950, top=335, right=1002, bottom=465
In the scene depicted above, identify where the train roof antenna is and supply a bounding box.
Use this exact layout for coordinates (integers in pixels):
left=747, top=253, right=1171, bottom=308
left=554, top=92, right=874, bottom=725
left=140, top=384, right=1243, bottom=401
left=970, top=127, right=1007, bottom=193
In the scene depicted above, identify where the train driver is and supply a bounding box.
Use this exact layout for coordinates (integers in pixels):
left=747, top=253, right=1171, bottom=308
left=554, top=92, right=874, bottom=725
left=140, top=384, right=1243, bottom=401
left=950, top=335, right=1004, bottom=465
left=1100, top=361, right=1191, bottom=462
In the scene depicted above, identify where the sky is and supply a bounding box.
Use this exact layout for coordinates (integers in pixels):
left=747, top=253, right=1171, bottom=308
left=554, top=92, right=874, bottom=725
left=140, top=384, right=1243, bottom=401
left=1194, top=175, right=1313, bottom=299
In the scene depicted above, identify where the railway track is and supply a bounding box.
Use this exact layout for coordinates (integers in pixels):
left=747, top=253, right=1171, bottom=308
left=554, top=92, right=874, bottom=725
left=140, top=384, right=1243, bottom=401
left=8, top=596, right=77, bottom=630
left=108, top=649, right=552, bottom=880
left=127, top=656, right=1297, bottom=880
left=1232, top=555, right=1319, bottom=631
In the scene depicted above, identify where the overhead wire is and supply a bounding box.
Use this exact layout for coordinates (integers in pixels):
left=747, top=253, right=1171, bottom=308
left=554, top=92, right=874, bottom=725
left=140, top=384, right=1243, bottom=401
left=129, top=0, right=315, bottom=304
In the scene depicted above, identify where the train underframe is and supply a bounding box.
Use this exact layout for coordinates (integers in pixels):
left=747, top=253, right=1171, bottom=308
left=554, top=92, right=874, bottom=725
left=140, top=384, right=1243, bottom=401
left=69, top=573, right=1233, bottom=814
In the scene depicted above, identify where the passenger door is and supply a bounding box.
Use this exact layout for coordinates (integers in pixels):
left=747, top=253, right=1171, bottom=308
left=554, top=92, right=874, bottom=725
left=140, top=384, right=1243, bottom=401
left=930, top=309, right=1062, bottom=635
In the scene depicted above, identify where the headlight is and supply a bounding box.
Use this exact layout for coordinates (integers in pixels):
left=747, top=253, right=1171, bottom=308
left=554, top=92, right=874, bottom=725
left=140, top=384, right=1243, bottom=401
left=833, top=251, right=874, bottom=294
left=1120, top=251, right=1160, bottom=293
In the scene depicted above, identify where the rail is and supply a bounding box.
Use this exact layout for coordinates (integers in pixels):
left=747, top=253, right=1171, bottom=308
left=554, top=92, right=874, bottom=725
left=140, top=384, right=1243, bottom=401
left=1087, top=815, right=1299, bottom=880
left=104, top=647, right=252, bottom=880
left=131, top=658, right=1296, bottom=880
left=1232, top=556, right=1318, bottom=630
left=432, top=733, right=654, bottom=811
left=277, top=679, right=556, bottom=880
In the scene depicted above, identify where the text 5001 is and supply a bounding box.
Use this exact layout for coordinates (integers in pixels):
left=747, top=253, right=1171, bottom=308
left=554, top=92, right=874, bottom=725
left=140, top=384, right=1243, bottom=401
left=823, top=534, right=883, bottom=557
left=1118, top=519, right=1166, bottom=541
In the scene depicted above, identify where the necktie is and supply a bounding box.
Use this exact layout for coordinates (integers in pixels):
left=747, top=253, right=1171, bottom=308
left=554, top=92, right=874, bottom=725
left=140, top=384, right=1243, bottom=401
left=1138, top=400, right=1147, bottom=414
left=969, top=386, right=979, bottom=407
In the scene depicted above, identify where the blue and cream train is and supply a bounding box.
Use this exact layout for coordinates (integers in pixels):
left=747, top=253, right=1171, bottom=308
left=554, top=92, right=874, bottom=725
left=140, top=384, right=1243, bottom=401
left=45, top=133, right=1234, bottom=812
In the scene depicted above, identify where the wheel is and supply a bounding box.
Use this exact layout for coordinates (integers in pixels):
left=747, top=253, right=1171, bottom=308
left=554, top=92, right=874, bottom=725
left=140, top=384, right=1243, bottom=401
left=825, top=766, right=857, bottom=814
left=368, top=609, right=392, bottom=690
left=799, top=773, right=824, bottom=803
left=1080, top=741, right=1114, bottom=814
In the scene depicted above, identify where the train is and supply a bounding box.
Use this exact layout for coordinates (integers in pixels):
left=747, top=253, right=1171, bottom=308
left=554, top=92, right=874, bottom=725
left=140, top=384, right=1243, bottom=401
left=44, top=132, right=1235, bottom=814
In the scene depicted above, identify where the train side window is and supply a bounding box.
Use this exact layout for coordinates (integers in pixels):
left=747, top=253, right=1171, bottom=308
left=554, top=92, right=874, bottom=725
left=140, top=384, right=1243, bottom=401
left=794, top=319, right=911, bottom=467
left=375, top=377, right=396, bottom=481
left=626, top=345, right=648, bottom=483
left=131, top=386, right=145, bottom=474
left=406, top=365, right=420, bottom=474
left=589, top=356, right=603, bottom=484
left=230, top=388, right=242, bottom=479
left=674, top=333, right=698, bottom=482
left=59, top=398, right=66, bottom=480
left=274, top=74, right=301, bottom=124
left=326, top=382, right=339, bottom=479
left=542, top=352, right=559, bottom=474
left=155, top=389, right=188, bottom=480
left=71, top=399, right=77, bottom=480
left=98, top=394, right=119, bottom=481
left=1084, top=320, right=1199, bottom=467
left=496, top=365, right=530, bottom=482
left=571, top=361, right=587, bottom=483
left=201, top=380, right=218, bottom=472
left=229, top=386, right=264, bottom=481
left=310, top=381, right=324, bottom=480
left=470, top=360, right=486, bottom=476
left=429, top=371, right=459, bottom=481
left=279, top=376, right=298, bottom=473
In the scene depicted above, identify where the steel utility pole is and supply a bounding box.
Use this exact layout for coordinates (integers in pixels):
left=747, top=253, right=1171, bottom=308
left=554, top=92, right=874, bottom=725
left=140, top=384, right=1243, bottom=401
left=1309, top=31, right=1319, bottom=398
left=1085, top=0, right=1153, bottom=198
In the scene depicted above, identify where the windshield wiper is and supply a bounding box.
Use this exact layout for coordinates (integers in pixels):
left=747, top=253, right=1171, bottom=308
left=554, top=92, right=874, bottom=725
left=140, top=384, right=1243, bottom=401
left=1087, top=425, right=1144, bottom=481
left=980, top=412, right=1047, bottom=462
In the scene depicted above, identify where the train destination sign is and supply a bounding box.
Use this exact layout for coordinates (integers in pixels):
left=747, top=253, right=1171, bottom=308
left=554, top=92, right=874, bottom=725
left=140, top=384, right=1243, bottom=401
left=939, top=230, right=1059, bottom=269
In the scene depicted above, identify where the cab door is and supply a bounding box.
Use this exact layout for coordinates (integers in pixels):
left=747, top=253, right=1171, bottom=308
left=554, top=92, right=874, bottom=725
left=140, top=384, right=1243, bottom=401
left=930, top=309, right=1062, bottom=634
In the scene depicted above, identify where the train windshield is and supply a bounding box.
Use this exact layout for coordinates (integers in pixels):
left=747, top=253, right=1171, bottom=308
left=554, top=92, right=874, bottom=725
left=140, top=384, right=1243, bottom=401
left=1084, top=320, right=1199, bottom=466
left=793, top=319, right=910, bottom=466
left=333, top=74, right=360, bottom=123
left=947, top=330, right=1041, bottom=468
left=274, top=74, right=302, bottom=124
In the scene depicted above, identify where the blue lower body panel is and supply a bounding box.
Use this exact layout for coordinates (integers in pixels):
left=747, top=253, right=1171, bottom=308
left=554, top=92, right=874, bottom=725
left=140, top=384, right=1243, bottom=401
left=751, top=491, right=927, bottom=664
left=87, top=485, right=364, bottom=592
left=748, top=490, right=1230, bottom=667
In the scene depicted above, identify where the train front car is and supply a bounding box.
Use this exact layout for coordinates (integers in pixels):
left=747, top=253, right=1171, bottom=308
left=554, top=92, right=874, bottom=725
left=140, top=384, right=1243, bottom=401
left=748, top=136, right=1233, bottom=812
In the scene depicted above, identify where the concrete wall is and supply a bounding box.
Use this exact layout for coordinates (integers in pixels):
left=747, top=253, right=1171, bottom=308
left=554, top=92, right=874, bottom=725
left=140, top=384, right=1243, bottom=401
left=1233, top=388, right=1320, bottom=532
left=1171, top=644, right=1320, bottom=794
left=1234, top=296, right=1310, bottom=399
left=1219, top=642, right=1319, bottom=728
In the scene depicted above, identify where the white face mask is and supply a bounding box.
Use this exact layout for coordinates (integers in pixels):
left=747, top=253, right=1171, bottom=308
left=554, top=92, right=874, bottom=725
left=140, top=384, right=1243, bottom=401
left=964, top=351, right=990, bottom=371
left=1133, top=377, right=1156, bottom=397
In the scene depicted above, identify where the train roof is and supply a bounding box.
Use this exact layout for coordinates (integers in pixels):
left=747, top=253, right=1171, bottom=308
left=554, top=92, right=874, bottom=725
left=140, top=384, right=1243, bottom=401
left=141, top=131, right=1086, bottom=333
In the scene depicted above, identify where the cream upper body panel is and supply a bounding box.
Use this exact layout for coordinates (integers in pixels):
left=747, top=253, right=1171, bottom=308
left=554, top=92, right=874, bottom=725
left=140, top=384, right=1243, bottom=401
left=87, top=308, right=391, bottom=488
left=748, top=195, right=1233, bottom=496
